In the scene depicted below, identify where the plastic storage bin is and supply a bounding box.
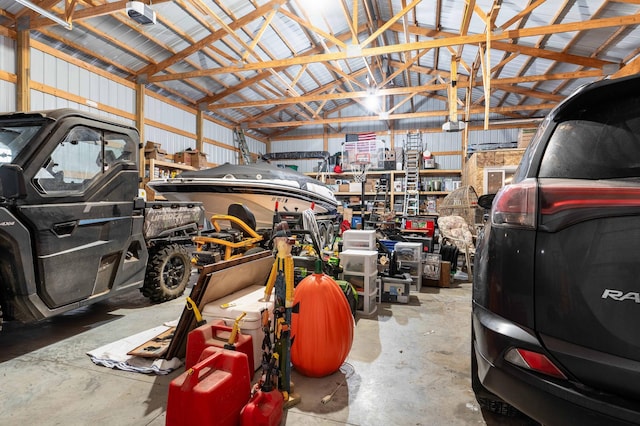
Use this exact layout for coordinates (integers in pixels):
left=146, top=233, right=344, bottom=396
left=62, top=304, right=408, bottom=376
left=394, top=242, right=422, bottom=262
left=343, top=273, right=378, bottom=315
left=339, top=249, right=378, bottom=275
left=380, top=273, right=412, bottom=303
left=342, top=229, right=376, bottom=250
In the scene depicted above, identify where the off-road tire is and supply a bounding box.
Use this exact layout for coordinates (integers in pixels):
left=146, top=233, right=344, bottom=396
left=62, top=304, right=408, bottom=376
left=0, top=303, right=3, bottom=332
left=325, top=222, right=335, bottom=249
left=318, top=223, right=327, bottom=249
left=142, top=243, right=191, bottom=303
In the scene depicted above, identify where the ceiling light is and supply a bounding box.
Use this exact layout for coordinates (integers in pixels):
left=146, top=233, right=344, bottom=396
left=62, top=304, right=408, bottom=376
left=366, top=89, right=379, bottom=112
left=15, top=0, right=72, bottom=30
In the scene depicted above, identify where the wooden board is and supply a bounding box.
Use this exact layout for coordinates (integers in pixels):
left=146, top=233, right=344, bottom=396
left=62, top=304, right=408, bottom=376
left=127, top=326, right=176, bottom=358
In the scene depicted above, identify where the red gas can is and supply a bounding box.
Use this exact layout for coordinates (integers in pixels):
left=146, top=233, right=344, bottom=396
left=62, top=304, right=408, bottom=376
left=186, top=320, right=254, bottom=372
left=166, top=349, right=251, bottom=426
left=240, top=389, right=284, bottom=426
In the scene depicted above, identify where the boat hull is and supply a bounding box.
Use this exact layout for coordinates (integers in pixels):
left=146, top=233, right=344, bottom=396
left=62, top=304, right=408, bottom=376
left=148, top=178, right=338, bottom=230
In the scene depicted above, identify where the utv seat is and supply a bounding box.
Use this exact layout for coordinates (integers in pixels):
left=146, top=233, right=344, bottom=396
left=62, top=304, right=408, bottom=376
left=228, top=203, right=257, bottom=234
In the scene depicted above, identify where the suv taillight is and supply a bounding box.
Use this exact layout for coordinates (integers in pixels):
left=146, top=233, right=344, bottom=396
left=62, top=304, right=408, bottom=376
left=491, top=179, right=537, bottom=229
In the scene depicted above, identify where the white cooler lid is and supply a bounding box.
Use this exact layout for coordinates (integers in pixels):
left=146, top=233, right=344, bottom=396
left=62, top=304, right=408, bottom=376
left=201, top=284, right=274, bottom=329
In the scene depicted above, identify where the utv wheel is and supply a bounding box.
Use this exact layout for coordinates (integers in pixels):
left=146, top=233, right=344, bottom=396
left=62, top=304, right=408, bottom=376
left=142, top=243, right=191, bottom=303
left=471, top=333, right=520, bottom=417
left=318, top=223, right=327, bottom=249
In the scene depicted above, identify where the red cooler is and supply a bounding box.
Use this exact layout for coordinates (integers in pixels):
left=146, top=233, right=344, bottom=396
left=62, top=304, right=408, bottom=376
left=186, top=320, right=254, bottom=372
left=166, top=348, right=251, bottom=426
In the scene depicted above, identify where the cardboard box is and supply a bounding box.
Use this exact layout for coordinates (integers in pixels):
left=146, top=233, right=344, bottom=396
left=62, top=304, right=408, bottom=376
left=338, top=184, right=350, bottom=192
left=439, top=261, right=451, bottom=288
left=144, top=141, right=168, bottom=160
left=144, top=149, right=166, bottom=160
left=145, top=141, right=162, bottom=151
left=174, top=151, right=191, bottom=165
left=190, top=151, right=208, bottom=169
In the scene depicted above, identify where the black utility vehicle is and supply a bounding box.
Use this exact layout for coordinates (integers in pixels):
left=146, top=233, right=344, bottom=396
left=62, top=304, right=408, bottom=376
left=472, top=74, right=640, bottom=425
left=0, top=109, right=204, bottom=331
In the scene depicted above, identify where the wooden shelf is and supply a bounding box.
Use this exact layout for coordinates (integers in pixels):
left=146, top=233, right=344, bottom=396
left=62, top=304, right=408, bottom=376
left=147, top=158, right=196, bottom=172
left=308, top=168, right=462, bottom=218
left=142, top=158, right=197, bottom=201
left=307, top=169, right=462, bottom=180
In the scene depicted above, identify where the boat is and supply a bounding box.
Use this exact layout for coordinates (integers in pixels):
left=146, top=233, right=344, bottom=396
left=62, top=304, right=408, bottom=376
left=147, top=162, right=339, bottom=232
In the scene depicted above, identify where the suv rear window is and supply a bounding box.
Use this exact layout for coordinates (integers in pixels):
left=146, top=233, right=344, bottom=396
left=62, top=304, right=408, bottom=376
left=539, top=100, right=640, bottom=180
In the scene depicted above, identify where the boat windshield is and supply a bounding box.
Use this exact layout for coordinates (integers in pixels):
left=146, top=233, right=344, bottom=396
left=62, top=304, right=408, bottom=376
left=0, top=124, right=42, bottom=164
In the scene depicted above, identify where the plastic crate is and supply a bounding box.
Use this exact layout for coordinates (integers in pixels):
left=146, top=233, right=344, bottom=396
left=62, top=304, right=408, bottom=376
left=339, top=249, right=378, bottom=276
left=379, top=239, right=399, bottom=253
left=342, top=230, right=376, bottom=250
left=394, top=242, right=422, bottom=262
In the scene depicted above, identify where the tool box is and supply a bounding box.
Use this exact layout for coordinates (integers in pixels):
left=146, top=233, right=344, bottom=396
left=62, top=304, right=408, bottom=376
left=380, top=273, right=412, bottom=303
left=201, top=284, right=274, bottom=371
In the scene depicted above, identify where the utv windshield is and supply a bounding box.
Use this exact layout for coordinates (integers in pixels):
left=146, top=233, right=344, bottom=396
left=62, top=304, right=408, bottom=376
left=0, top=125, right=42, bottom=164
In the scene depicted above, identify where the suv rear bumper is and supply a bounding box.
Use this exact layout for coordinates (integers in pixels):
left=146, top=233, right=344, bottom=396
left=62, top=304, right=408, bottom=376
left=473, top=305, right=640, bottom=426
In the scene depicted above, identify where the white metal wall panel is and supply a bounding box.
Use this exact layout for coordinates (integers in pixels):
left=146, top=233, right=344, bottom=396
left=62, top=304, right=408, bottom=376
left=56, top=58, right=68, bottom=93
left=0, top=35, right=15, bottom=73
left=143, top=125, right=195, bottom=155
left=245, top=135, right=265, bottom=157
left=67, top=63, right=79, bottom=96
left=203, top=119, right=234, bottom=147
left=145, top=95, right=195, bottom=133
left=328, top=137, right=344, bottom=155
left=30, top=48, right=136, bottom=114
left=0, top=81, right=15, bottom=112
left=29, top=90, right=136, bottom=126
left=201, top=117, right=248, bottom=165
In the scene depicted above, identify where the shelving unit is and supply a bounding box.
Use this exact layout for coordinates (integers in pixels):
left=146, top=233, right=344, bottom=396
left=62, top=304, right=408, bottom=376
left=142, top=158, right=196, bottom=200
left=395, top=242, right=423, bottom=292
left=308, top=169, right=462, bottom=216
left=339, top=249, right=379, bottom=316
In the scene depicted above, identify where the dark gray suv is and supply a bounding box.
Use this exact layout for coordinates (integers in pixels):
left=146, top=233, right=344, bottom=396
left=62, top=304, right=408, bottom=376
left=472, top=74, right=640, bottom=425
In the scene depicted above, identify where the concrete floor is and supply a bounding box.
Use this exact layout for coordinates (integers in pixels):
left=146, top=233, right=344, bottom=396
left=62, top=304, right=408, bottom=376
left=0, top=277, right=537, bottom=426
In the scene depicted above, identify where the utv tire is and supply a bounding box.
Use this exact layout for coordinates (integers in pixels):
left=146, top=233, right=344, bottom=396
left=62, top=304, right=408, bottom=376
left=142, top=243, right=191, bottom=303
left=471, top=333, right=520, bottom=417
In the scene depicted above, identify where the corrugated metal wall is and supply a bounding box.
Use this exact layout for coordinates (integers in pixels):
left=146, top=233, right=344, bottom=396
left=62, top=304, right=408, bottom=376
left=0, top=36, right=16, bottom=112
left=31, top=48, right=136, bottom=115
left=0, top=80, right=15, bottom=113
left=0, top=35, right=15, bottom=73
left=144, top=95, right=195, bottom=154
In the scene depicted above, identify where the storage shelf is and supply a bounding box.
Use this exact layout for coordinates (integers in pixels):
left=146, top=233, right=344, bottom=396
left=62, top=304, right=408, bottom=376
left=311, top=169, right=461, bottom=218
left=143, top=158, right=197, bottom=201
left=147, top=158, right=197, bottom=172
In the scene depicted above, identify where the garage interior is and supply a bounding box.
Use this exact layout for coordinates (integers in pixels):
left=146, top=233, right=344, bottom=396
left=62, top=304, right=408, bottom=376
left=1, top=1, right=640, bottom=425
